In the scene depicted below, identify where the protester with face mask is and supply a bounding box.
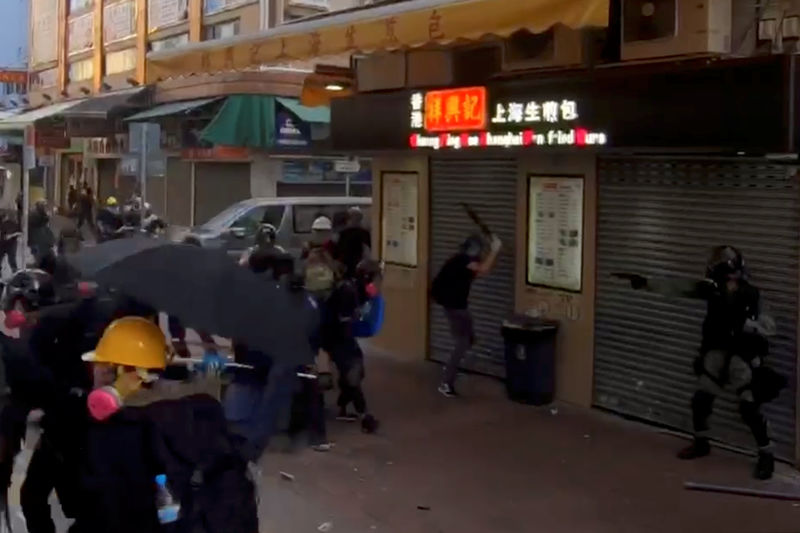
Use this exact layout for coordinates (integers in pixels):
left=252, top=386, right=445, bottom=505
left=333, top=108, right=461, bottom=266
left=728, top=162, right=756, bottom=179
left=431, top=234, right=502, bottom=398
left=621, top=246, right=784, bottom=480
left=79, top=316, right=258, bottom=533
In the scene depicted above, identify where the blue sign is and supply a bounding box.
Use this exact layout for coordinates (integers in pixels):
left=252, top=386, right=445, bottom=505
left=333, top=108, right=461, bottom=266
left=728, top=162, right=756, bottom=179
left=276, top=110, right=310, bottom=147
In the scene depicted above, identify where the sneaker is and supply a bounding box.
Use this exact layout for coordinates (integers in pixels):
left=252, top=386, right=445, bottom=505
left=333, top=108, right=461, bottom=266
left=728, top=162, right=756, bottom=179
left=336, top=408, right=358, bottom=422
left=311, top=443, right=334, bottom=452
left=361, top=414, right=380, bottom=434
left=754, top=451, right=775, bottom=480
left=677, top=438, right=711, bottom=460
left=438, top=383, right=458, bottom=398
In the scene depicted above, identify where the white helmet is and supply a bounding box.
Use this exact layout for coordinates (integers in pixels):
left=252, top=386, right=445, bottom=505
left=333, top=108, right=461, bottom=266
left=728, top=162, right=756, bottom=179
left=311, top=216, right=332, bottom=231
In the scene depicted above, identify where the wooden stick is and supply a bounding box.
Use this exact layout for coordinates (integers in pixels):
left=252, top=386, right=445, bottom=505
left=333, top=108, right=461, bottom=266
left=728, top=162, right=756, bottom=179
left=684, top=482, right=800, bottom=501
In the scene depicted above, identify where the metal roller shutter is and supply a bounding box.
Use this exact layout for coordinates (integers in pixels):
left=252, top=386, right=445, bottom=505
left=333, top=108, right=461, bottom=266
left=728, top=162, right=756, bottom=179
left=429, top=158, right=517, bottom=377
left=594, top=157, right=799, bottom=457
left=165, top=158, right=192, bottom=227
left=194, top=162, right=251, bottom=225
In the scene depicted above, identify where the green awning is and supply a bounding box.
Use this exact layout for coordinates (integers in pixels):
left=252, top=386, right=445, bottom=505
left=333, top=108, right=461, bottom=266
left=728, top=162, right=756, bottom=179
left=276, top=97, right=330, bottom=124
left=201, top=95, right=276, bottom=149
left=125, top=97, right=221, bottom=121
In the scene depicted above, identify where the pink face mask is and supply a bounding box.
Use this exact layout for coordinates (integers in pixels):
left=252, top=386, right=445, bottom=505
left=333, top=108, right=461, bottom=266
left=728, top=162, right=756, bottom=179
left=87, top=387, right=122, bottom=421
left=4, top=310, right=26, bottom=330
left=365, top=282, right=379, bottom=299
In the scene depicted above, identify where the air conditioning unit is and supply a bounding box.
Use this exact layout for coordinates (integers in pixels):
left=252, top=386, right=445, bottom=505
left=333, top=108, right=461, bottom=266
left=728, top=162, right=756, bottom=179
left=621, top=0, right=732, bottom=60
left=501, top=26, right=584, bottom=71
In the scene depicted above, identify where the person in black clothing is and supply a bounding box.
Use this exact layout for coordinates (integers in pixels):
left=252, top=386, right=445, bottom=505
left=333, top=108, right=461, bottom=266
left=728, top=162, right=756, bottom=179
left=77, top=185, right=95, bottom=231
left=322, top=275, right=379, bottom=433
left=336, top=207, right=371, bottom=279
left=622, top=246, right=783, bottom=480
left=28, top=201, right=55, bottom=266
left=0, top=212, right=19, bottom=273
left=19, top=292, right=119, bottom=533
left=67, top=185, right=78, bottom=214
left=431, top=233, right=502, bottom=398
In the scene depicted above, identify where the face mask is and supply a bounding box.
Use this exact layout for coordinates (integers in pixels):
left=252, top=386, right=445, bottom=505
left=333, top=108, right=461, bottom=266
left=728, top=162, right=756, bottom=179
left=87, top=368, right=148, bottom=421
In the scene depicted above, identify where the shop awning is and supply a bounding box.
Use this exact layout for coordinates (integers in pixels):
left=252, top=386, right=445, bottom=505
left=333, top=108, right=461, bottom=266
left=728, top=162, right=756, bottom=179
left=276, top=97, right=330, bottom=123
left=0, top=99, right=87, bottom=131
left=201, top=95, right=277, bottom=149
left=61, top=87, right=149, bottom=119
left=125, top=97, right=222, bottom=121
left=147, top=0, right=609, bottom=80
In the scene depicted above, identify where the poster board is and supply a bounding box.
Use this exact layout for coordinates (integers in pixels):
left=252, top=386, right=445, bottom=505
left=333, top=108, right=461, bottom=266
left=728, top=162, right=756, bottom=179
left=527, top=175, right=584, bottom=292
left=381, top=171, right=418, bottom=267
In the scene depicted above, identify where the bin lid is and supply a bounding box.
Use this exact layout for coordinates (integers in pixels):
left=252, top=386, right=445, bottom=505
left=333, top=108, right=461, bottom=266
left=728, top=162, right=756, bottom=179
left=502, top=314, right=558, bottom=332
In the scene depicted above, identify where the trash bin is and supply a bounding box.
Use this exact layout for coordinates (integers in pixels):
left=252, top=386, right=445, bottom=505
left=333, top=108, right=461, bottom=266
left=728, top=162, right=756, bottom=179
left=501, top=315, right=558, bottom=405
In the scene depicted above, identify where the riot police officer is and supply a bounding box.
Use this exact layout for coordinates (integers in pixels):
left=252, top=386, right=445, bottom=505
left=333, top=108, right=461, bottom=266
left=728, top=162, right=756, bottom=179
left=623, top=246, right=783, bottom=479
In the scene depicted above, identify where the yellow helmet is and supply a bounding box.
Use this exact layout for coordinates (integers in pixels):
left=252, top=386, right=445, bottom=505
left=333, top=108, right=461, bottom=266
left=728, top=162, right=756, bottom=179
left=106, top=196, right=118, bottom=206
left=83, top=316, right=167, bottom=370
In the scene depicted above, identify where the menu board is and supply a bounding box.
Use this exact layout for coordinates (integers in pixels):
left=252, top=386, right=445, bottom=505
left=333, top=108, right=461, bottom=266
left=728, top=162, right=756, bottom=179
left=527, top=176, right=584, bottom=291
left=381, top=172, right=418, bottom=267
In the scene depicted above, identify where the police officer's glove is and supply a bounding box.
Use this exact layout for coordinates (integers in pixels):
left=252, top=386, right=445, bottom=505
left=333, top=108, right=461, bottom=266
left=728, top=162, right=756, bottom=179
left=200, top=350, right=225, bottom=375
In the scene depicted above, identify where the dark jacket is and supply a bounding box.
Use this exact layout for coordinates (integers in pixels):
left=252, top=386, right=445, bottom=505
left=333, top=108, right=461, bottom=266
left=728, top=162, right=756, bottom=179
left=78, top=394, right=258, bottom=533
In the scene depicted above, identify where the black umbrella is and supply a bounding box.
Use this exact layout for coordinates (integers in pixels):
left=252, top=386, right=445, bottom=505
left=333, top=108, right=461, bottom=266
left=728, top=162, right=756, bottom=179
left=67, top=235, right=167, bottom=278
left=67, top=240, right=318, bottom=365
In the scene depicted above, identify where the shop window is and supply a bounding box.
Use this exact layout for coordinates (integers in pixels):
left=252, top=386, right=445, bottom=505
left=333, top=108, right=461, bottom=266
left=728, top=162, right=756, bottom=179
left=150, top=33, right=190, bottom=52
left=293, top=204, right=371, bottom=234
left=203, top=19, right=240, bottom=41
left=68, top=59, right=94, bottom=82
left=231, top=205, right=286, bottom=234
left=526, top=175, right=584, bottom=292
left=106, top=48, right=137, bottom=75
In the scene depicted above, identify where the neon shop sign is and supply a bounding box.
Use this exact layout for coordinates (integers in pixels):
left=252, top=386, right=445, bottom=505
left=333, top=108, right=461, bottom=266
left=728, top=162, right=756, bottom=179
left=408, top=87, right=608, bottom=150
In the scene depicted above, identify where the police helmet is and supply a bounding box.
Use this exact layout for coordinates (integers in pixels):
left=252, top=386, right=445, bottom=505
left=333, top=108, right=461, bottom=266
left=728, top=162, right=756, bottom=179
left=706, top=245, right=745, bottom=282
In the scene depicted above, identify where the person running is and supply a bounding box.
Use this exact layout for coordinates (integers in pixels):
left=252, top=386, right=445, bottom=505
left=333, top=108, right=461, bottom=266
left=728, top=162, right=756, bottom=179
left=621, top=246, right=784, bottom=480
left=431, top=233, right=502, bottom=398
left=28, top=200, right=55, bottom=266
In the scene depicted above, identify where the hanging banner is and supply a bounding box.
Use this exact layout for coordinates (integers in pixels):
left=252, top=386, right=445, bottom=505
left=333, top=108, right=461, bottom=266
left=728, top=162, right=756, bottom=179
left=31, top=0, right=59, bottom=65
left=148, top=0, right=188, bottom=32
left=527, top=175, right=584, bottom=292
left=68, top=12, right=95, bottom=54
left=104, top=0, right=137, bottom=44
left=381, top=171, right=418, bottom=268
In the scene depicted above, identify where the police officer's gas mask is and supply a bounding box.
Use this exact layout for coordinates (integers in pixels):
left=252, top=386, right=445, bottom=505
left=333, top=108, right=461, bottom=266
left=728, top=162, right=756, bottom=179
left=706, top=245, right=745, bottom=289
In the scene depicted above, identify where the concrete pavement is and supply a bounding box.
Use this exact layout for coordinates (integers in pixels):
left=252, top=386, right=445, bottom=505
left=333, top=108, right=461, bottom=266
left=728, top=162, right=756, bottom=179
left=256, top=351, right=800, bottom=533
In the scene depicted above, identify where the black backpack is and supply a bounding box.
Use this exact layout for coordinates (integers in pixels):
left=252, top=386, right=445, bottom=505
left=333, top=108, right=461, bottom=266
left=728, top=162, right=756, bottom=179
left=80, top=394, right=258, bottom=533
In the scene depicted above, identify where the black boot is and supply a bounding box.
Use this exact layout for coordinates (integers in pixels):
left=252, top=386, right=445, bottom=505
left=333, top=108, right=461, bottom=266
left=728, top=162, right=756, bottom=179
left=754, top=451, right=774, bottom=480
left=677, top=438, right=711, bottom=460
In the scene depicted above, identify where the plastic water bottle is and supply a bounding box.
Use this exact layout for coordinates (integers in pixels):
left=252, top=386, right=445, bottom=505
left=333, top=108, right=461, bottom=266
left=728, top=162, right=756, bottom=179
left=155, top=474, right=180, bottom=524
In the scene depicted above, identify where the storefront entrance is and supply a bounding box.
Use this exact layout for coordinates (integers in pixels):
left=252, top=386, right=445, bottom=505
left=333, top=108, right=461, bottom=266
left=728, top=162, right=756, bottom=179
left=593, top=156, right=799, bottom=457
left=428, top=158, right=517, bottom=377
